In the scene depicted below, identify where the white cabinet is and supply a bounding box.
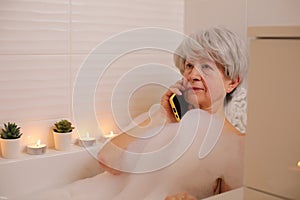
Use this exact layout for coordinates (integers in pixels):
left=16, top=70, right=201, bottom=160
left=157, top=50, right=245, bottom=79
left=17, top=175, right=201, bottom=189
left=244, top=26, right=300, bottom=199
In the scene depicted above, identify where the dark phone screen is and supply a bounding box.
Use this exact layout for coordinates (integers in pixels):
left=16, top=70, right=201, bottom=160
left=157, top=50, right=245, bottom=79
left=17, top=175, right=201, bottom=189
left=172, top=94, right=189, bottom=119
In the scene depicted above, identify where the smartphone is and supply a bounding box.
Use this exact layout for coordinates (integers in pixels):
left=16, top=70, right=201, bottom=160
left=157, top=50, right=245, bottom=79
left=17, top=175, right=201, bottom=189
left=169, top=93, right=189, bottom=121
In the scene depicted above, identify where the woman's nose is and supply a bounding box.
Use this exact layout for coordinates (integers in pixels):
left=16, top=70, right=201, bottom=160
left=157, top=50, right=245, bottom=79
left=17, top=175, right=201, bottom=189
left=187, top=67, right=202, bottom=82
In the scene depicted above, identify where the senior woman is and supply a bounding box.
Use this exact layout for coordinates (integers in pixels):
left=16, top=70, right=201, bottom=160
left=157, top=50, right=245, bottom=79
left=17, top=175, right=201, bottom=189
left=160, top=26, right=247, bottom=199
left=24, top=27, right=248, bottom=200
left=98, top=26, right=248, bottom=199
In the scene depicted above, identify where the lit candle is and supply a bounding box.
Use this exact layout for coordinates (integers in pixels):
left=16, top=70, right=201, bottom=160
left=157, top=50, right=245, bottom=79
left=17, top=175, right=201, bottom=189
left=103, top=131, right=117, bottom=139
left=27, top=139, right=47, bottom=155
left=288, top=160, right=300, bottom=172
left=78, top=132, right=96, bottom=147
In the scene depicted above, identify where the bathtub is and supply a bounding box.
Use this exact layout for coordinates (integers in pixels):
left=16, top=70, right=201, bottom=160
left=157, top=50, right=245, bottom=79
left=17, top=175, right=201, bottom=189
left=0, top=144, right=103, bottom=200
left=0, top=110, right=244, bottom=200
left=0, top=143, right=244, bottom=200
left=203, top=188, right=243, bottom=199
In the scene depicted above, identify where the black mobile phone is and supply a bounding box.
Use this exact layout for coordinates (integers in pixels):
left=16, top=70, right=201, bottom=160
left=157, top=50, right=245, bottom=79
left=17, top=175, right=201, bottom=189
left=169, top=93, right=189, bottom=121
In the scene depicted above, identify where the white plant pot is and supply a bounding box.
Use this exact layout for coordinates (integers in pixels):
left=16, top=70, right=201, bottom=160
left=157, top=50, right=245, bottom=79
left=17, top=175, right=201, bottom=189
left=53, top=131, right=72, bottom=151
left=0, top=138, right=21, bottom=159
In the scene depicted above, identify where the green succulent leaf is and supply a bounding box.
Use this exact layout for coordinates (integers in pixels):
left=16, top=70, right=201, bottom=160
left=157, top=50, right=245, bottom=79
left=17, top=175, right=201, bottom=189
left=0, top=122, right=22, bottom=139
left=54, top=119, right=75, bottom=133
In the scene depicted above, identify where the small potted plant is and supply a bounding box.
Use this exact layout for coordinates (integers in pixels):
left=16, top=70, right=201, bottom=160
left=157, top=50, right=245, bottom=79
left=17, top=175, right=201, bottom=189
left=53, top=119, right=75, bottom=151
left=0, top=122, right=23, bottom=158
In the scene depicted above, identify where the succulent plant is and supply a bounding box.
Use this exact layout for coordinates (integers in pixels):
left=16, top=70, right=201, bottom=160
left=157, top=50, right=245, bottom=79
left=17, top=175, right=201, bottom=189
left=0, top=122, right=23, bottom=139
left=53, top=120, right=75, bottom=133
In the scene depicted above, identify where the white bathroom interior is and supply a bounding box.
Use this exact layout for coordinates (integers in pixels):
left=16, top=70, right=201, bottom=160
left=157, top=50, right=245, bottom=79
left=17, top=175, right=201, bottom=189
left=0, top=0, right=299, bottom=199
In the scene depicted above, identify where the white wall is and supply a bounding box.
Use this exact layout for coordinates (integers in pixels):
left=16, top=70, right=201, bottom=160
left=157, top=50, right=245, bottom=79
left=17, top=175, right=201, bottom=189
left=247, top=0, right=300, bottom=27
left=0, top=0, right=184, bottom=149
left=184, top=0, right=300, bottom=44
left=184, top=0, right=247, bottom=40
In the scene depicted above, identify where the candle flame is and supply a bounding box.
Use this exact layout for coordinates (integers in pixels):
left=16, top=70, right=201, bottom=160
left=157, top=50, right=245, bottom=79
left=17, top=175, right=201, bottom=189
left=36, top=139, right=41, bottom=147
left=110, top=131, right=114, bottom=136
left=297, top=161, right=300, bottom=168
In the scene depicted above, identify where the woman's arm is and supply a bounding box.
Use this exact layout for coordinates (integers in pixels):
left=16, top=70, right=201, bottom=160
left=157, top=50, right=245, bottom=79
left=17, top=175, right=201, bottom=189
left=98, top=79, right=187, bottom=174
left=98, top=107, right=166, bottom=174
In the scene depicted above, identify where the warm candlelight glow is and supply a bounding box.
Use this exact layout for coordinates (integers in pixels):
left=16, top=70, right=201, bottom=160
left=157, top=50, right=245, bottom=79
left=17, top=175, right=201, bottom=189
left=297, top=161, right=300, bottom=168
left=36, top=139, right=41, bottom=147
left=110, top=131, right=114, bottom=136
left=103, top=131, right=116, bottom=139
left=77, top=132, right=96, bottom=147
left=27, top=139, right=47, bottom=155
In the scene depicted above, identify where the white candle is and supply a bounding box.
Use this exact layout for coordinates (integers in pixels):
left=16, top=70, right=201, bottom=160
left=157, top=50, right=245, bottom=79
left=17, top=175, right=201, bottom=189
left=27, top=139, right=47, bottom=155
left=103, top=131, right=117, bottom=139
left=78, top=132, right=96, bottom=147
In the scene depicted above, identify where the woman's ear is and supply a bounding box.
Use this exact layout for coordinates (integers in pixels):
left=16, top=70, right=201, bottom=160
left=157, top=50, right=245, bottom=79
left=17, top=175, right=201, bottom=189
left=227, top=76, right=240, bottom=93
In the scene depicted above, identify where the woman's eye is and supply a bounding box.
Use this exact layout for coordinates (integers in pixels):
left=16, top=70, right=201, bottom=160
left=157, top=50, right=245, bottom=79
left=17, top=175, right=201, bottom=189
left=202, top=64, right=213, bottom=70
left=200, top=64, right=215, bottom=75
left=185, top=63, right=193, bottom=69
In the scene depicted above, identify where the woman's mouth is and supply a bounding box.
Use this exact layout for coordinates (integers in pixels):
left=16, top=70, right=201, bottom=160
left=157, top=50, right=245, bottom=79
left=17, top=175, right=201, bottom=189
left=187, top=87, right=205, bottom=92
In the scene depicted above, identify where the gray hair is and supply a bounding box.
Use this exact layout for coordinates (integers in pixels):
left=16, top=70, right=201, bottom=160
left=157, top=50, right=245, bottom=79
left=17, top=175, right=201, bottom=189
left=174, top=26, right=248, bottom=84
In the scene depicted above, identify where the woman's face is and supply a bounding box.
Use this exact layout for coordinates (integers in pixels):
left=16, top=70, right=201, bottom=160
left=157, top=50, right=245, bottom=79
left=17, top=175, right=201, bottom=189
left=182, top=58, right=236, bottom=113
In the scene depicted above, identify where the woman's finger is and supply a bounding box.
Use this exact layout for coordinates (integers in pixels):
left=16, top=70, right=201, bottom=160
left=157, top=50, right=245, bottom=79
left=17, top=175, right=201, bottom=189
left=165, top=192, right=197, bottom=200
left=169, top=87, right=182, bottom=95
left=160, top=79, right=188, bottom=123
left=170, top=80, right=185, bottom=94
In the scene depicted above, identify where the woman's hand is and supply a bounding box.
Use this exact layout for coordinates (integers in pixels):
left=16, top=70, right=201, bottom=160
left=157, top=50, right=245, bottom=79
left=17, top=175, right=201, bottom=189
left=165, top=192, right=198, bottom=200
left=160, top=79, right=187, bottom=123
